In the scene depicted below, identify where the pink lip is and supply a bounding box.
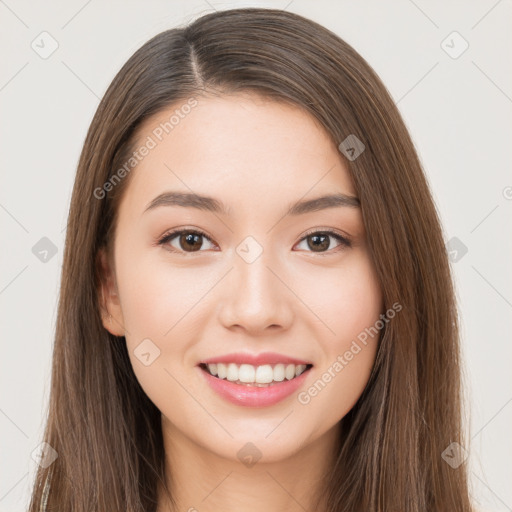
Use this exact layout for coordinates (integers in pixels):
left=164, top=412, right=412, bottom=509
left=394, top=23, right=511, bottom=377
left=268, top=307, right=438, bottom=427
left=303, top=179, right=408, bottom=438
left=198, top=365, right=312, bottom=408
left=199, top=351, right=312, bottom=366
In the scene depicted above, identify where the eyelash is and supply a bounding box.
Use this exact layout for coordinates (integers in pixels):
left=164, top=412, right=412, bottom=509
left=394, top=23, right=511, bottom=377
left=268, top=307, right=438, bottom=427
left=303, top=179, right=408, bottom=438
left=156, top=227, right=352, bottom=256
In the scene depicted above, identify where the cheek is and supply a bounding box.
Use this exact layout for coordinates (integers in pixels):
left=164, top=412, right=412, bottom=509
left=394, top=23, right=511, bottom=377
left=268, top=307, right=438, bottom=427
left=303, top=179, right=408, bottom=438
left=115, top=245, right=214, bottom=338
left=294, top=252, right=382, bottom=417
left=114, top=252, right=205, bottom=411
left=329, top=253, right=382, bottom=371
left=114, top=248, right=221, bottom=400
left=296, top=250, right=383, bottom=345
left=334, top=259, right=383, bottom=343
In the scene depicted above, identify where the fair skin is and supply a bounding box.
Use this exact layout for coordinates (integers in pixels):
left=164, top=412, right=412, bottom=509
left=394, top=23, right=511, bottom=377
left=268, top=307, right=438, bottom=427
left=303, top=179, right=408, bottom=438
left=99, top=92, right=383, bottom=512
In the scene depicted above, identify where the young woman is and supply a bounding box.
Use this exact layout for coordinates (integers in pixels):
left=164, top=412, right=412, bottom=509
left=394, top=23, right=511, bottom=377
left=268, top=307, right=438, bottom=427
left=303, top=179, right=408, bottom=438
left=29, top=7, right=473, bottom=512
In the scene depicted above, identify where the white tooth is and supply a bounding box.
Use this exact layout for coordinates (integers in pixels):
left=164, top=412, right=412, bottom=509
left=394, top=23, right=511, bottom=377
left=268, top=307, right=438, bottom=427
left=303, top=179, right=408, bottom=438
left=226, top=363, right=239, bottom=382
left=255, top=364, right=274, bottom=384
left=285, top=364, right=296, bottom=380
left=272, top=363, right=285, bottom=382
left=239, top=364, right=256, bottom=383
left=217, top=363, right=227, bottom=379
left=295, top=364, right=306, bottom=377
left=211, top=363, right=305, bottom=384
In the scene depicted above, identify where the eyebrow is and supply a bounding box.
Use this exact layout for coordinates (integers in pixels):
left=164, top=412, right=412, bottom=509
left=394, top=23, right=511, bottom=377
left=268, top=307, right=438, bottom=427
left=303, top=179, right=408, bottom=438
left=143, top=191, right=360, bottom=217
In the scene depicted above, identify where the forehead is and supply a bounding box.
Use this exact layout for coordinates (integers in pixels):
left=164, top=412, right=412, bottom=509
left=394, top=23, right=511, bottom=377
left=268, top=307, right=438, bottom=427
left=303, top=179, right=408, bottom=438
left=120, top=92, right=356, bottom=218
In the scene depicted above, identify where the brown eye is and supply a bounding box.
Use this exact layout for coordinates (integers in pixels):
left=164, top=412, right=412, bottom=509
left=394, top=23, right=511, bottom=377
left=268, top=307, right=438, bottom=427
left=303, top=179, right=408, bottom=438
left=295, top=230, right=351, bottom=254
left=307, top=233, right=330, bottom=252
left=178, top=232, right=203, bottom=252
left=158, top=230, right=216, bottom=253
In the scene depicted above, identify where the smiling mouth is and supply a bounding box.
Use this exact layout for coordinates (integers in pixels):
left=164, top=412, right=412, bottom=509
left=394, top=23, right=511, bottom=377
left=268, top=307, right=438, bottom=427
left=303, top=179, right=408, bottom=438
left=199, top=362, right=313, bottom=387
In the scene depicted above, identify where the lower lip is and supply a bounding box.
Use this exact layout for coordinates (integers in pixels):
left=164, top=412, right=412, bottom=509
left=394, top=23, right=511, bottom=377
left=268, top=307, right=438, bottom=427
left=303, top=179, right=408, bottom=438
left=199, top=366, right=311, bottom=408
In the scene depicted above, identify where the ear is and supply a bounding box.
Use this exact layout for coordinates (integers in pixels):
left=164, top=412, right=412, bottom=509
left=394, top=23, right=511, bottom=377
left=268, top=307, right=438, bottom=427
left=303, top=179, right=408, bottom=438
left=96, top=247, right=126, bottom=336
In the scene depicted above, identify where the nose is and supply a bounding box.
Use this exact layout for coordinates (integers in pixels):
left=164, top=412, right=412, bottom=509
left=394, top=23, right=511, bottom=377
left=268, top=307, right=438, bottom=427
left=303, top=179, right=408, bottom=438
left=217, top=246, right=294, bottom=335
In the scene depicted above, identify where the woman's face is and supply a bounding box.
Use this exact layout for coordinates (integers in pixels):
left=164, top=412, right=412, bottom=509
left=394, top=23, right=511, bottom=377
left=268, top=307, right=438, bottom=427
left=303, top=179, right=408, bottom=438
left=100, top=92, right=383, bottom=463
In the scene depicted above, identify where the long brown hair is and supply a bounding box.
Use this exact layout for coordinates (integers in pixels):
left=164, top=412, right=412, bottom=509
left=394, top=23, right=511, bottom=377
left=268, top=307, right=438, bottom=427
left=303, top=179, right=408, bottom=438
left=28, top=7, right=473, bottom=511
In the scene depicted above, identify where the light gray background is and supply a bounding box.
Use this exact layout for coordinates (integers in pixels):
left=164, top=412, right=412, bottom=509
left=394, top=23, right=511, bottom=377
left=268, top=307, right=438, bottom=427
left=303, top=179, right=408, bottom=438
left=1, top=1, right=511, bottom=510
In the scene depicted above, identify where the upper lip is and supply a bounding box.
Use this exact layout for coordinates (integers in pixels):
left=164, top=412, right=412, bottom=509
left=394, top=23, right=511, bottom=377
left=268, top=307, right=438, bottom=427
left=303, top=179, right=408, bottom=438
left=199, top=352, right=313, bottom=366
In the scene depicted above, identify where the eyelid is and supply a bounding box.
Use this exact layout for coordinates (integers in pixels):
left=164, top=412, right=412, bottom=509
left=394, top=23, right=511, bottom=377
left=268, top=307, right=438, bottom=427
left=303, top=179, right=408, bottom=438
left=156, top=227, right=217, bottom=253
left=295, top=227, right=352, bottom=254
left=299, top=227, right=352, bottom=244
